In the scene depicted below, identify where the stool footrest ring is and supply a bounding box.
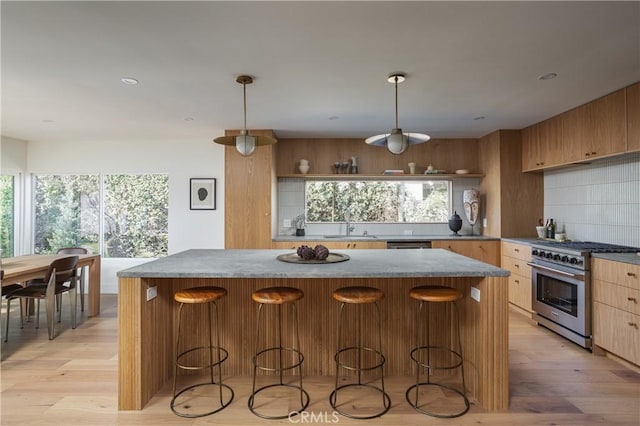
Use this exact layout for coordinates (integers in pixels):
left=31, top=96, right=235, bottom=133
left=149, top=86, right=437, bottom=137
left=252, top=347, right=304, bottom=372
left=410, top=345, right=463, bottom=370
left=248, top=383, right=310, bottom=420
left=329, top=383, right=391, bottom=419
left=170, top=382, right=234, bottom=418
left=176, top=346, right=229, bottom=371
left=406, top=382, right=470, bottom=418
left=334, top=346, right=386, bottom=372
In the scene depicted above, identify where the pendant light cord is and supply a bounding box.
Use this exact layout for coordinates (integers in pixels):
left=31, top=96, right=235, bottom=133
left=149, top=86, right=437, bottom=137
left=243, top=81, right=248, bottom=132
left=394, top=75, right=399, bottom=129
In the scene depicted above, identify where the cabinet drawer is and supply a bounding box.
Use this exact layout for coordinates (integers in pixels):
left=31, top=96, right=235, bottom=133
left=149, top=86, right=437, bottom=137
left=508, top=273, right=532, bottom=312
left=592, top=258, right=640, bottom=290
left=593, top=279, right=640, bottom=316
left=593, top=302, right=640, bottom=366
left=501, top=255, right=532, bottom=279
left=501, top=241, right=531, bottom=262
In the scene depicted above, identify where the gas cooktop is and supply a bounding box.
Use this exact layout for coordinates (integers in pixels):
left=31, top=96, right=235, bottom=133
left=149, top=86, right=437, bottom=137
left=532, top=240, right=639, bottom=254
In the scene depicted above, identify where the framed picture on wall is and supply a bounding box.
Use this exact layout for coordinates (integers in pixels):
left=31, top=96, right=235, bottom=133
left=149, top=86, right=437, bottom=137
left=190, top=178, right=216, bottom=210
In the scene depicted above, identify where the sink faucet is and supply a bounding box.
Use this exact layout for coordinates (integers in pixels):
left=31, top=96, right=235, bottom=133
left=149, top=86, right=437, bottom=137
left=345, top=209, right=354, bottom=236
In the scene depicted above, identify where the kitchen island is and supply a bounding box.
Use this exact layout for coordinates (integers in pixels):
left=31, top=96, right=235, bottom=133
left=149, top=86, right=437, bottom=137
left=117, top=249, right=509, bottom=411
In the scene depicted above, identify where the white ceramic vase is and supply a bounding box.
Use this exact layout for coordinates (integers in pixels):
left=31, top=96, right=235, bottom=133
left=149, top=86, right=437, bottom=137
left=299, top=159, right=310, bottom=174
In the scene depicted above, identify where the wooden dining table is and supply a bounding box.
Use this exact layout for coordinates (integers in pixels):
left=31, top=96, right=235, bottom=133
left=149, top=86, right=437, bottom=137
left=2, top=254, right=102, bottom=316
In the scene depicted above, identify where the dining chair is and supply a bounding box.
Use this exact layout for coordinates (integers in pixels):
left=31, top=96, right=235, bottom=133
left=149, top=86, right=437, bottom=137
left=56, top=247, right=88, bottom=312
left=1, top=270, right=25, bottom=341
left=4, top=256, right=79, bottom=341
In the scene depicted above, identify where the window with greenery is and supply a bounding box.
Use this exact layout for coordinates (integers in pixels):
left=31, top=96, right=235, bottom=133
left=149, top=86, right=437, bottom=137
left=34, top=174, right=168, bottom=258
left=34, top=175, right=100, bottom=255
left=103, top=175, right=169, bottom=258
left=305, top=180, right=451, bottom=223
left=0, top=175, right=15, bottom=257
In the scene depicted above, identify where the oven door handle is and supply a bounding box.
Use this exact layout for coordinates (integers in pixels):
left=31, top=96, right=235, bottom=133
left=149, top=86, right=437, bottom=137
left=527, top=262, right=585, bottom=280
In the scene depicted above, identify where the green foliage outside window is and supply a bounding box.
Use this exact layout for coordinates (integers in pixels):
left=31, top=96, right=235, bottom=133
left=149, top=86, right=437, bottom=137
left=0, top=175, right=15, bottom=257
left=305, top=180, right=450, bottom=223
left=103, top=175, right=168, bottom=258
left=34, top=174, right=168, bottom=258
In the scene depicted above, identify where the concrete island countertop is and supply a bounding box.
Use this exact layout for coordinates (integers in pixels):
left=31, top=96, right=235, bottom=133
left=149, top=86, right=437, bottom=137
left=273, top=234, right=501, bottom=242
left=117, top=248, right=509, bottom=279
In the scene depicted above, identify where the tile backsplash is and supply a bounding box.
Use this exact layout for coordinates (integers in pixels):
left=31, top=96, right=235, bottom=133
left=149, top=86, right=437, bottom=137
left=277, top=177, right=482, bottom=236
left=544, top=152, right=640, bottom=247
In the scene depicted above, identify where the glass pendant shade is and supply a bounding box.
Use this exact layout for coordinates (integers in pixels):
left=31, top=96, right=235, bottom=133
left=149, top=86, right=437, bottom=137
left=235, top=132, right=256, bottom=156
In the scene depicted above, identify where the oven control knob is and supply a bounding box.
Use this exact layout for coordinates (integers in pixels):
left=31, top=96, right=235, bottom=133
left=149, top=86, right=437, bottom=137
left=576, top=258, right=583, bottom=265
left=569, top=257, right=578, bottom=264
left=532, top=249, right=539, bottom=256
left=553, top=254, right=561, bottom=260
left=537, top=251, right=545, bottom=258
left=561, top=256, right=569, bottom=262
left=546, top=252, right=553, bottom=259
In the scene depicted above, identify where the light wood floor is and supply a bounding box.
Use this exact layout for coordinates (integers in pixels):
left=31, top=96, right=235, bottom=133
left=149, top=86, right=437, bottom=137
left=1, top=295, right=639, bottom=425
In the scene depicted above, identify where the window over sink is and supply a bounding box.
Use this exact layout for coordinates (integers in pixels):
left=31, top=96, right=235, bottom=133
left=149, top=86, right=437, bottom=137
left=305, top=180, right=451, bottom=224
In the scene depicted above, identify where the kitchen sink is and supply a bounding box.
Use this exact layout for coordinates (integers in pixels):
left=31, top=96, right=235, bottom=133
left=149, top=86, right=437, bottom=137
left=323, top=235, right=378, bottom=239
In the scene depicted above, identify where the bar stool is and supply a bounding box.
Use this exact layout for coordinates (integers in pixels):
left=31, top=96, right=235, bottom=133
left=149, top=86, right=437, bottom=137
left=170, top=286, right=233, bottom=418
left=329, top=286, right=391, bottom=419
left=406, top=285, right=470, bottom=418
left=248, top=286, right=309, bottom=419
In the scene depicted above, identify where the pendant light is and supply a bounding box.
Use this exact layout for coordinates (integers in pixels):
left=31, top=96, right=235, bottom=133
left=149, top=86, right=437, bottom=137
left=214, top=75, right=276, bottom=156
left=365, top=73, right=430, bottom=155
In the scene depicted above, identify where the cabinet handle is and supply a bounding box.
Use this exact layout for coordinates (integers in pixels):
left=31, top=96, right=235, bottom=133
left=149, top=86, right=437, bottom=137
left=352, top=243, right=356, bottom=248
left=514, top=279, right=519, bottom=284
left=628, top=297, right=637, bottom=303
left=540, top=162, right=545, bottom=165
left=627, top=272, right=637, bottom=277
left=585, top=152, right=590, bottom=157
left=514, top=248, right=519, bottom=253
left=591, top=151, right=596, bottom=155
left=514, top=263, right=520, bottom=268
left=628, top=322, right=638, bottom=329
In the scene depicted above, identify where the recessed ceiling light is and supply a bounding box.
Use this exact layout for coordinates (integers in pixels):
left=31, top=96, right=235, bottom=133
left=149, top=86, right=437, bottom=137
left=42, top=119, right=54, bottom=123
left=328, top=116, right=339, bottom=120
left=473, top=116, right=485, bottom=121
left=538, top=73, right=557, bottom=81
left=121, top=77, right=139, bottom=85
left=184, top=117, right=194, bottom=121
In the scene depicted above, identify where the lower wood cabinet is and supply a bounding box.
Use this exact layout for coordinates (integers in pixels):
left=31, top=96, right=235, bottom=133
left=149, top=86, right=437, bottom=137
left=501, top=241, right=533, bottom=313
left=272, top=240, right=386, bottom=250
left=592, top=258, right=640, bottom=366
left=432, top=240, right=500, bottom=267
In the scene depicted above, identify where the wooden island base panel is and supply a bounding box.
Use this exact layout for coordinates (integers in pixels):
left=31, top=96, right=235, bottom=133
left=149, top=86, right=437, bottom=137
left=117, top=249, right=509, bottom=412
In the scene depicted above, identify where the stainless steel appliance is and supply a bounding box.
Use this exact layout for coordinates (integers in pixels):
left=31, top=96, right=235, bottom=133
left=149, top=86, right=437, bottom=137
left=386, top=241, right=432, bottom=249
left=529, top=241, right=639, bottom=349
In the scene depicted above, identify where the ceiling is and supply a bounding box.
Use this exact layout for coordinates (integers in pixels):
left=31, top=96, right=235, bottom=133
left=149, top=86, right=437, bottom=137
left=2, top=1, right=639, bottom=144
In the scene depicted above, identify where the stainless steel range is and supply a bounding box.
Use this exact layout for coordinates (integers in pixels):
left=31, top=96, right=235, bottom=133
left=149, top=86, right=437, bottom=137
left=529, top=241, right=639, bottom=349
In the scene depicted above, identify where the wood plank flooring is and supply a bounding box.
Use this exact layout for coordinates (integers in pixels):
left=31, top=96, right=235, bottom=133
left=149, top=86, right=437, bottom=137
left=2, top=295, right=639, bottom=425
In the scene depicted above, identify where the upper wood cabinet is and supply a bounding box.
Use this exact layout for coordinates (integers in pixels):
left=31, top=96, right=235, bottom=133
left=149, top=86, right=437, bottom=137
left=627, top=82, right=640, bottom=152
left=521, top=116, right=563, bottom=172
left=561, top=88, right=626, bottom=163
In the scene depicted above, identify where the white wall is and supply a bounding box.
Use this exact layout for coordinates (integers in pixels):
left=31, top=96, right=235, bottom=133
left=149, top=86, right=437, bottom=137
left=21, top=138, right=225, bottom=293
left=1, top=136, right=28, bottom=171
left=544, top=152, right=640, bottom=247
